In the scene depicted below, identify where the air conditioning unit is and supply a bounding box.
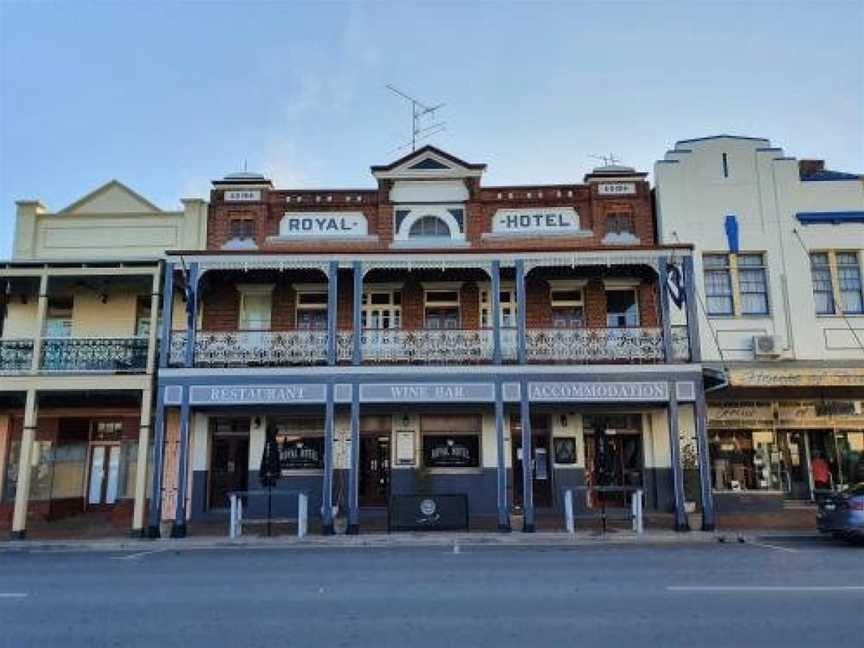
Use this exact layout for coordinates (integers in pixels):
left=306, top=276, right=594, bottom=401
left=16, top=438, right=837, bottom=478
left=752, top=335, right=782, bottom=358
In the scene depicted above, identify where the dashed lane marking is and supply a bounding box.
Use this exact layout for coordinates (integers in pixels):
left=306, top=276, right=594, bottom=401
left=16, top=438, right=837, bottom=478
left=667, top=586, right=864, bottom=593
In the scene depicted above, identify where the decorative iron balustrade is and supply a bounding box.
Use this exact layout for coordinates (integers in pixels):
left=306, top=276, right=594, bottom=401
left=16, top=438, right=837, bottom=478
left=0, top=339, right=35, bottom=373
left=171, top=330, right=329, bottom=367
left=359, top=329, right=493, bottom=364
left=40, top=337, right=148, bottom=372
left=169, top=326, right=692, bottom=367
left=523, top=328, right=666, bottom=363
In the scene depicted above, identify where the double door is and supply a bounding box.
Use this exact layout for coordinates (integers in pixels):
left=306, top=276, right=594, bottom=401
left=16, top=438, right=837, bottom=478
left=359, top=435, right=390, bottom=507
left=87, top=444, right=120, bottom=507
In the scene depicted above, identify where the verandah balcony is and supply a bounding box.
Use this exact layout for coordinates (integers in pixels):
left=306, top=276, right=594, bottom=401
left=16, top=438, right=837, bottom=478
left=0, top=337, right=149, bottom=373
left=167, top=326, right=691, bottom=367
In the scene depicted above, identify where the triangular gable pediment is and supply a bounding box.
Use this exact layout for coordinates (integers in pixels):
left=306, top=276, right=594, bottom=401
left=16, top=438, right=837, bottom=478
left=60, top=180, right=163, bottom=214
left=371, top=145, right=486, bottom=180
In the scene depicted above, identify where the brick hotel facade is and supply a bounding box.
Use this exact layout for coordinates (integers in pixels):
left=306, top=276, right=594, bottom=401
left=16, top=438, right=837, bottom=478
left=151, top=146, right=717, bottom=536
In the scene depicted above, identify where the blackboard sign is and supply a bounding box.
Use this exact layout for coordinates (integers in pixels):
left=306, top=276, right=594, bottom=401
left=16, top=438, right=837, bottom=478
left=389, top=494, right=469, bottom=532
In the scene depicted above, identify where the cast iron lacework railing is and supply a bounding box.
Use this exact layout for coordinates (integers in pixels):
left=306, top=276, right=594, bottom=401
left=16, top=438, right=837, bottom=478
left=0, top=339, right=35, bottom=373
left=39, top=337, right=148, bottom=372
left=522, top=328, right=666, bottom=363
left=170, top=331, right=329, bottom=367
left=357, top=329, right=493, bottom=364
left=170, top=326, right=692, bottom=367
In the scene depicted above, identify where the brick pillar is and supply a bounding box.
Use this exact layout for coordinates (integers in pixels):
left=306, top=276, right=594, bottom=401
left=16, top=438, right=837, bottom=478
left=585, top=279, right=607, bottom=328
left=461, top=281, right=480, bottom=329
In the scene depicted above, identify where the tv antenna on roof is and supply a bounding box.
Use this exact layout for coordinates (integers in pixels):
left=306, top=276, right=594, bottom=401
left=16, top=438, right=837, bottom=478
left=386, top=84, right=446, bottom=153
left=589, top=153, right=623, bottom=166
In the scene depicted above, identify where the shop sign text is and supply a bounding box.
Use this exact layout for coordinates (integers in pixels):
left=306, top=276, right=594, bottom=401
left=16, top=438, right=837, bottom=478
left=491, top=208, right=582, bottom=235
left=189, top=384, right=326, bottom=405
left=278, top=211, right=368, bottom=238
left=529, top=381, right=668, bottom=402
left=597, top=182, right=636, bottom=196
left=361, top=383, right=495, bottom=403
left=224, top=190, right=261, bottom=202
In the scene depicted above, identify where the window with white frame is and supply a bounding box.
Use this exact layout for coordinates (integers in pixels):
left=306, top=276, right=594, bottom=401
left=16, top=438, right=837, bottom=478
left=810, top=253, right=835, bottom=314
left=703, top=254, right=734, bottom=315
left=424, top=288, right=460, bottom=329
left=837, top=252, right=864, bottom=314
left=409, top=215, right=451, bottom=238
left=703, top=252, right=769, bottom=316
left=549, top=283, right=585, bottom=328
left=362, top=289, right=402, bottom=329
left=295, top=289, right=328, bottom=330
left=238, top=285, right=274, bottom=331
left=811, top=251, right=864, bottom=315
left=736, top=254, right=769, bottom=315
left=606, top=288, right=639, bottom=328
left=479, top=285, right=517, bottom=328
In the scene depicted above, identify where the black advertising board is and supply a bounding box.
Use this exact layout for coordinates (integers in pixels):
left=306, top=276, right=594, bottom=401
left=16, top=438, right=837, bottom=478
left=388, top=494, right=469, bottom=532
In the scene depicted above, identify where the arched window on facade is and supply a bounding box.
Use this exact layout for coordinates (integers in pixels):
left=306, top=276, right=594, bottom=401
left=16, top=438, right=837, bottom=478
left=409, top=215, right=451, bottom=238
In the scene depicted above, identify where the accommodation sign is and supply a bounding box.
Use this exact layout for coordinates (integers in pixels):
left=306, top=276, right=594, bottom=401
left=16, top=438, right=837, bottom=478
left=278, top=211, right=368, bottom=238
left=492, top=208, right=582, bottom=235
left=360, top=383, right=495, bottom=403
left=189, top=384, right=326, bottom=405
left=528, top=381, right=669, bottom=402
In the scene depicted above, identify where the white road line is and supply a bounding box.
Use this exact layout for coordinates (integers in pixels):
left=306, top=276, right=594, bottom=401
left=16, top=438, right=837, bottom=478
left=0, top=593, right=28, bottom=598
left=745, top=541, right=799, bottom=553
left=667, top=586, right=864, bottom=592
left=111, top=549, right=166, bottom=561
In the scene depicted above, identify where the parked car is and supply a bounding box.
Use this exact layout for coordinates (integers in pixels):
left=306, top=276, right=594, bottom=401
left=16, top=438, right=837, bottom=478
left=817, top=483, right=864, bottom=544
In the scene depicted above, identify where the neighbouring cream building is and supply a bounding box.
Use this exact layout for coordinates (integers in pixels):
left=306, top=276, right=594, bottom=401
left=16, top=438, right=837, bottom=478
left=655, top=135, right=864, bottom=513
left=0, top=180, right=205, bottom=538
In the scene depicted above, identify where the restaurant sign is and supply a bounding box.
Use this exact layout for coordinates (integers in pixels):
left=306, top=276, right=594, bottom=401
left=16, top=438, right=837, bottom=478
left=360, top=383, right=495, bottom=403
left=189, top=384, right=326, bottom=405
left=528, top=381, right=669, bottom=402
left=491, top=208, right=583, bottom=236
left=277, top=211, right=368, bottom=238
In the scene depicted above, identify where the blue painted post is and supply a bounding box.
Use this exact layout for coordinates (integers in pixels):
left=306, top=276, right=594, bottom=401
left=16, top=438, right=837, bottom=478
left=658, top=257, right=674, bottom=363
left=352, top=261, right=362, bottom=365
left=491, top=260, right=502, bottom=365
left=183, top=263, right=199, bottom=369
left=327, top=261, right=338, bottom=366
left=693, top=380, right=716, bottom=531
left=347, top=382, right=360, bottom=534
left=667, top=381, right=689, bottom=532
left=321, top=382, right=335, bottom=535
left=158, top=262, right=175, bottom=369
left=682, top=255, right=701, bottom=363
left=171, top=385, right=191, bottom=538
left=495, top=380, right=509, bottom=531
left=515, top=259, right=527, bottom=365
left=147, top=385, right=166, bottom=538
left=519, top=379, right=535, bottom=532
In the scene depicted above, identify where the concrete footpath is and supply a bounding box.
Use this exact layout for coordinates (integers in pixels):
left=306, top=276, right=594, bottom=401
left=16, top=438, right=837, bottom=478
left=0, top=528, right=830, bottom=553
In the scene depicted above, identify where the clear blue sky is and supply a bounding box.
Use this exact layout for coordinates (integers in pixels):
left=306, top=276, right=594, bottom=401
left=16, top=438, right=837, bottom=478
left=1, top=1, right=862, bottom=256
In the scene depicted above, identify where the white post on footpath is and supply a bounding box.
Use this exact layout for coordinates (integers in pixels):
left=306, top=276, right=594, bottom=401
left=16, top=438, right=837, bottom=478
left=632, top=489, right=644, bottom=534
left=298, top=493, right=308, bottom=538
left=564, top=489, right=575, bottom=534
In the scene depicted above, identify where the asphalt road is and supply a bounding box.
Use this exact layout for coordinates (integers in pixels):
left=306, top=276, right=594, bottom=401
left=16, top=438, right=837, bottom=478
left=0, top=538, right=862, bottom=647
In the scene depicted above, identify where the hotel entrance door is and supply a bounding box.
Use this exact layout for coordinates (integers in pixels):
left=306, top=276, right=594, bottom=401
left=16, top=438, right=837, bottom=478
left=511, top=417, right=552, bottom=509
left=209, top=435, right=249, bottom=510
left=359, top=435, right=390, bottom=507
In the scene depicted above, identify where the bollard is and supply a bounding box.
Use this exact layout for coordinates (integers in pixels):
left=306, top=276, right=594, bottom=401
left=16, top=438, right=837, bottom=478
left=632, top=489, right=644, bottom=534
left=229, top=494, right=237, bottom=539
left=564, top=489, right=575, bottom=534
left=298, top=493, right=308, bottom=538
